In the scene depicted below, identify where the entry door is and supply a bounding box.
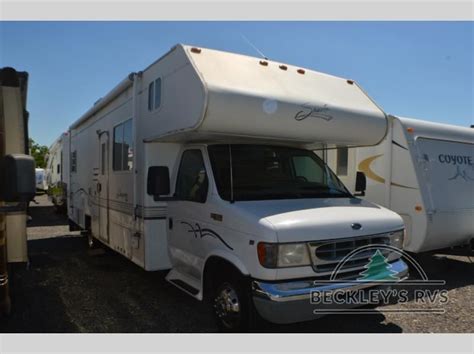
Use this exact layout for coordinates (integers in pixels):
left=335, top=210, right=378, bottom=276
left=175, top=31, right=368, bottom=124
left=98, top=134, right=110, bottom=243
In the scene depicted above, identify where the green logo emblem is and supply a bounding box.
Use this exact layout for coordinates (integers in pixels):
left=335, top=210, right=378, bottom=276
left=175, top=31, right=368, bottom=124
left=357, top=250, right=401, bottom=282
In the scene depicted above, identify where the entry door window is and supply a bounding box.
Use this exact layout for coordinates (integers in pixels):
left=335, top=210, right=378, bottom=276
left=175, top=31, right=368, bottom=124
left=175, top=150, right=209, bottom=203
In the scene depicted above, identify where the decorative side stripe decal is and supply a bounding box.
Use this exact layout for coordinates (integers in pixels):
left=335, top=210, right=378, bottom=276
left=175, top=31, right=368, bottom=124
left=180, top=221, right=233, bottom=251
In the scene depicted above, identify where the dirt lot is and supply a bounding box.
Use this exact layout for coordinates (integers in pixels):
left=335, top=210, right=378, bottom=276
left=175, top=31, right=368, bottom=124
left=1, top=194, right=473, bottom=333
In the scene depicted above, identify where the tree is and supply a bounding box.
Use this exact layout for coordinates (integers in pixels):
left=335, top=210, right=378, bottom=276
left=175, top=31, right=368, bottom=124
left=29, top=138, right=49, bottom=168
left=357, top=250, right=400, bottom=282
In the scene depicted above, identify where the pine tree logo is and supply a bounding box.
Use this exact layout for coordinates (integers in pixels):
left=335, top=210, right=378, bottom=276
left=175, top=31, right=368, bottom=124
left=357, top=250, right=400, bottom=282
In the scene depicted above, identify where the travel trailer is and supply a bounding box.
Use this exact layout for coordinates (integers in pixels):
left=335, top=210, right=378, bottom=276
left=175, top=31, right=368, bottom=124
left=46, top=132, right=70, bottom=211
left=67, top=45, right=408, bottom=330
left=325, top=115, right=474, bottom=253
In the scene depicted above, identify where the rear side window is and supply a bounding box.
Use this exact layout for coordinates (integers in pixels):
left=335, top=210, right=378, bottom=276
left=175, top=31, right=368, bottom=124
left=175, top=150, right=208, bottom=203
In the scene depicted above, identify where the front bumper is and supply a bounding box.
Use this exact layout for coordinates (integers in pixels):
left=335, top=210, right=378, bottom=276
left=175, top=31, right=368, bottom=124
left=252, top=259, right=409, bottom=324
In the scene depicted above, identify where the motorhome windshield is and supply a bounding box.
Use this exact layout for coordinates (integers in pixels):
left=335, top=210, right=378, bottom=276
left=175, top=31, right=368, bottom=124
left=208, top=145, right=351, bottom=201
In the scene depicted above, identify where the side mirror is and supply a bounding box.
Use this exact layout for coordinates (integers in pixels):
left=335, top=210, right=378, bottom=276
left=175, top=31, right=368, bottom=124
left=354, top=171, right=367, bottom=196
left=147, top=166, right=170, bottom=200
left=0, top=154, right=36, bottom=202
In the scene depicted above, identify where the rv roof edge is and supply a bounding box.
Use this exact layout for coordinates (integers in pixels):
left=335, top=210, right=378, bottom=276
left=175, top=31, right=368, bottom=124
left=391, top=115, right=474, bottom=144
left=69, top=74, right=136, bottom=130
left=67, top=44, right=390, bottom=148
left=143, top=44, right=390, bottom=147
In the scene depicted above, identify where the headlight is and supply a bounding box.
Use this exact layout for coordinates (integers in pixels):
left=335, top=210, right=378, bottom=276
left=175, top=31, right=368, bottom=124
left=257, top=242, right=311, bottom=268
left=390, top=229, right=405, bottom=250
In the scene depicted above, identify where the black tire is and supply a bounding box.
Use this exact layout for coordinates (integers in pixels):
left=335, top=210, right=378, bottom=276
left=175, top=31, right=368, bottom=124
left=211, top=269, right=258, bottom=332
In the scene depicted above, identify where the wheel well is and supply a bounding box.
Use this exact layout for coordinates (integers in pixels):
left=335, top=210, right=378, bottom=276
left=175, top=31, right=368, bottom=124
left=202, top=257, right=246, bottom=301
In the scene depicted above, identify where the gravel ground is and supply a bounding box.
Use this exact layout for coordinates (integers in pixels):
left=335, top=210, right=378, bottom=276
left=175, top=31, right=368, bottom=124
left=1, top=194, right=472, bottom=333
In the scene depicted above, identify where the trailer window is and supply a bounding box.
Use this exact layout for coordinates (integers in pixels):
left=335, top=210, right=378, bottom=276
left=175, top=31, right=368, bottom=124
left=175, top=150, right=208, bottom=203
left=337, top=147, right=348, bottom=176
left=113, top=119, right=133, bottom=171
left=71, top=151, right=77, bottom=173
left=147, top=78, right=162, bottom=111
left=148, top=82, right=154, bottom=111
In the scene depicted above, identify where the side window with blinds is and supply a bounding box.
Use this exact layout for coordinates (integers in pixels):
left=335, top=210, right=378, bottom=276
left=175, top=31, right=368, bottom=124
left=113, top=119, right=133, bottom=171
left=147, top=78, right=162, bottom=111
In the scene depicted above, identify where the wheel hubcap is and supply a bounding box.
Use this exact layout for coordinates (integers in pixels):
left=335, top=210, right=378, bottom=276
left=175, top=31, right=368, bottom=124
left=214, top=284, right=241, bottom=328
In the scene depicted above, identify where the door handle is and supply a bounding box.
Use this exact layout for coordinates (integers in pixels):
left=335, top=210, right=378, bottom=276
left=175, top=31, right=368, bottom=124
left=168, top=217, right=173, bottom=230
left=97, top=183, right=102, bottom=193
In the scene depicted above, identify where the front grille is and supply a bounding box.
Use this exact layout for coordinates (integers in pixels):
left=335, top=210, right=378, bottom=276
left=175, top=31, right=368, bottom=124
left=308, top=233, right=395, bottom=275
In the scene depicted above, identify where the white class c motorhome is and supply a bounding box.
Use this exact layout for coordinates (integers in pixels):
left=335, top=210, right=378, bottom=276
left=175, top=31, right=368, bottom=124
left=67, top=45, right=408, bottom=330
left=325, top=115, right=474, bottom=253
left=46, top=132, right=70, bottom=211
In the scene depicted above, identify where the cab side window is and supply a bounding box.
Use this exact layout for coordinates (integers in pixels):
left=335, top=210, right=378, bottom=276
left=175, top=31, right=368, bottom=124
left=175, top=150, right=208, bottom=203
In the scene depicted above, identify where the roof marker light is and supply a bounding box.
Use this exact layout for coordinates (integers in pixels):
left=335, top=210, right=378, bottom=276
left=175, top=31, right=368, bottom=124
left=191, top=47, right=202, bottom=54
left=259, top=60, right=268, bottom=66
left=415, top=205, right=423, bottom=212
left=297, top=69, right=305, bottom=75
left=279, top=65, right=288, bottom=71
left=347, top=79, right=354, bottom=85
left=407, top=127, right=414, bottom=133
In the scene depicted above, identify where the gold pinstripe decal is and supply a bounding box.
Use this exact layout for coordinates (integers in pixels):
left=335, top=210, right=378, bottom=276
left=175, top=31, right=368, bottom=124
left=358, top=154, right=418, bottom=190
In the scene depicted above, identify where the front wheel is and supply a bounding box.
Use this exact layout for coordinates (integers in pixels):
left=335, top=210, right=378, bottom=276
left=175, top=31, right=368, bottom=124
left=212, top=272, right=258, bottom=332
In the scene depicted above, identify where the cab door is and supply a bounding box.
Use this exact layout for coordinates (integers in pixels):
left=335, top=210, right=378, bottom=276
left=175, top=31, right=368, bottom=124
left=167, top=148, right=210, bottom=280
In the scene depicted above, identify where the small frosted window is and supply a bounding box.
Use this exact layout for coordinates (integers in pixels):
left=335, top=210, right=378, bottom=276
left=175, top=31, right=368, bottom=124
left=148, top=81, right=154, bottom=111
left=337, top=147, right=348, bottom=176
left=148, top=78, right=161, bottom=111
